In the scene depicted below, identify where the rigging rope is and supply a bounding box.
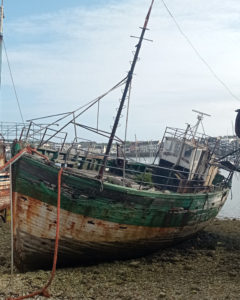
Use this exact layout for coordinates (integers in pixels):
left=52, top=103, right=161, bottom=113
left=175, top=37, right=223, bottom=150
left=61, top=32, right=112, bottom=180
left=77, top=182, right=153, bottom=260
left=5, top=149, right=62, bottom=300
left=26, top=76, right=127, bottom=142
left=3, top=40, right=25, bottom=122
left=123, top=82, right=132, bottom=182
left=160, top=0, right=240, bottom=102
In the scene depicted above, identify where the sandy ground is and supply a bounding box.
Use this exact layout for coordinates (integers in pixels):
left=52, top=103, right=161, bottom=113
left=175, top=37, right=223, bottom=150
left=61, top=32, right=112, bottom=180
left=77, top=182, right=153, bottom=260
left=0, top=219, right=240, bottom=300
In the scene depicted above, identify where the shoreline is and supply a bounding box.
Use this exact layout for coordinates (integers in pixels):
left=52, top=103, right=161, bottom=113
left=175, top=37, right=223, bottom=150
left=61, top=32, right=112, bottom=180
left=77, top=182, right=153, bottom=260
left=1, top=218, right=240, bottom=299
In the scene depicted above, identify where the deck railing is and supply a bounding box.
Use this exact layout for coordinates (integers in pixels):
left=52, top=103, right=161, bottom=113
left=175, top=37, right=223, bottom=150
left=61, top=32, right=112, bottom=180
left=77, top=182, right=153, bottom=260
left=33, top=146, right=230, bottom=193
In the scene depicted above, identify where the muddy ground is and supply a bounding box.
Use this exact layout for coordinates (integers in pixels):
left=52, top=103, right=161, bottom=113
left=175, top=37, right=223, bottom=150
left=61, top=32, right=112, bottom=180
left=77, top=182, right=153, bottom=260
left=0, top=219, right=240, bottom=300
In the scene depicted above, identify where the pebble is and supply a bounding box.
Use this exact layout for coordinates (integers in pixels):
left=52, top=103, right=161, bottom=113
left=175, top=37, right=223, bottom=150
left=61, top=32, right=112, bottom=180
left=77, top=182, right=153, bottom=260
left=228, top=271, right=237, bottom=277
left=158, top=292, right=166, bottom=298
left=129, top=261, right=141, bottom=267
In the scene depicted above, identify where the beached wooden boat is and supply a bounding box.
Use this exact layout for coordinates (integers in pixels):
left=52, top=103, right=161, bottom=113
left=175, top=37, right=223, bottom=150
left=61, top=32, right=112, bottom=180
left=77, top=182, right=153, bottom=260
left=12, top=150, right=230, bottom=271
left=0, top=170, right=10, bottom=210
left=0, top=140, right=10, bottom=221
left=0, top=124, right=29, bottom=221
left=11, top=0, right=234, bottom=271
left=0, top=170, right=10, bottom=211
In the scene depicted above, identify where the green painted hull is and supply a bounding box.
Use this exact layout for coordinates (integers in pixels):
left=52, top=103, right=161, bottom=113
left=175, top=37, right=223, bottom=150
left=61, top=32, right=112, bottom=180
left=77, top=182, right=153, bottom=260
left=12, top=154, right=229, bottom=270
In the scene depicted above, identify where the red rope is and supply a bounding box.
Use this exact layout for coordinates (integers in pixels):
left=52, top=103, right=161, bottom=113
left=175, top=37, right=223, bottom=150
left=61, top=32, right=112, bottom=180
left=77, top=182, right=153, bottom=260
left=29, top=147, right=50, bottom=161
left=0, top=146, right=49, bottom=173
left=6, top=167, right=63, bottom=300
left=0, top=148, right=29, bottom=173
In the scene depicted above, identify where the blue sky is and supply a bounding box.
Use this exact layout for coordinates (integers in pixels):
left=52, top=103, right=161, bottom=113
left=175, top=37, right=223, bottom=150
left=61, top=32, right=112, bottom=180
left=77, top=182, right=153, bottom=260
left=1, top=0, right=240, bottom=142
left=5, top=0, right=110, bottom=20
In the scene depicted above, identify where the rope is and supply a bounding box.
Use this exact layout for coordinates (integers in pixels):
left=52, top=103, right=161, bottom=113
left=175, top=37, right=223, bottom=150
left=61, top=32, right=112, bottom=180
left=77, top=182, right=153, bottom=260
left=0, top=147, right=47, bottom=293
left=0, top=148, right=30, bottom=172
left=6, top=167, right=63, bottom=300
left=0, top=146, right=49, bottom=173
left=0, top=146, right=58, bottom=300
left=160, top=0, right=240, bottom=102
left=26, top=76, right=127, bottom=142
left=123, top=82, right=132, bottom=183
left=29, top=147, right=50, bottom=161
left=3, top=40, right=25, bottom=123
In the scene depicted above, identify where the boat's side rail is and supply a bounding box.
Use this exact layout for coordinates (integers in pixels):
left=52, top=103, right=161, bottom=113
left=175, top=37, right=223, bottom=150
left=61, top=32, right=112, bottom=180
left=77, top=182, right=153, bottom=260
left=32, top=149, right=229, bottom=193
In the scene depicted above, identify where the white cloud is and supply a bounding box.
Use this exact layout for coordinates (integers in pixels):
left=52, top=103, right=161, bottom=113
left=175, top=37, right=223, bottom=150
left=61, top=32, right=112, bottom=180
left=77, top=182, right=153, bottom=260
left=1, top=0, right=240, bottom=141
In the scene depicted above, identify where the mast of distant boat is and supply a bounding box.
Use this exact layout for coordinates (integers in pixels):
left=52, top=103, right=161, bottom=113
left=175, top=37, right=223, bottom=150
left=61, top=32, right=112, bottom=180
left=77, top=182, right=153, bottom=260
left=98, top=0, right=155, bottom=179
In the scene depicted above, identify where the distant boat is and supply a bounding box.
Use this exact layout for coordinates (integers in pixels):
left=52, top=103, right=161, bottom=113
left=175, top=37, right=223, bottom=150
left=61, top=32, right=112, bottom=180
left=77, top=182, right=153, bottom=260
left=0, top=140, right=10, bottom=221
left=11, top=0, right=234, bottom=271
left=0, top=1, right=10, bottom=222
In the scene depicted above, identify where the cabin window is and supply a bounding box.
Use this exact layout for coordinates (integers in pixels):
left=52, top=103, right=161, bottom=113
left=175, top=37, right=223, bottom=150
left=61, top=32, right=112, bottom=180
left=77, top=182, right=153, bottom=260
left=195, top=149, right=202, bottom=163
left=174, top=141, right=181, bottom=154
left=184, top=145, right=193, bottom=158
left=164, top=138, right=173, bottom=151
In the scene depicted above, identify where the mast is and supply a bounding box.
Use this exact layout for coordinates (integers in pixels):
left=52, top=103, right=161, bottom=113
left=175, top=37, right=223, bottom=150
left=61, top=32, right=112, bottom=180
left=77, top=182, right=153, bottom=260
left=0, top=0, right=4, bottom=166
left=0, top=0, right=3, bottom=87
left=98, top=0, right=155, bottom=179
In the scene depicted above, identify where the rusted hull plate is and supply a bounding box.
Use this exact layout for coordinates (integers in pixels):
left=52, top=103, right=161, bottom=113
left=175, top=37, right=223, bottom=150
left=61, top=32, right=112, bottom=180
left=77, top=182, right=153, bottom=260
left=13, top=192, right=219, bottom=271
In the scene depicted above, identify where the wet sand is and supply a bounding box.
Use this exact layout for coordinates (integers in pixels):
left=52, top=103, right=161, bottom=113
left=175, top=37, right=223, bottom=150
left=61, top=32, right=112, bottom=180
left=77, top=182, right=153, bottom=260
left=0, top=219, right=240, bottom=299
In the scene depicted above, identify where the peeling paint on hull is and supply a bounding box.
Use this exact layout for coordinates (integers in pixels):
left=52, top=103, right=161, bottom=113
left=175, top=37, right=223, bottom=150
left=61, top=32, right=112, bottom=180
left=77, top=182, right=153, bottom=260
left=13, top=192, right=219, bottom=270
left=12, top=155, right=229, bottom=270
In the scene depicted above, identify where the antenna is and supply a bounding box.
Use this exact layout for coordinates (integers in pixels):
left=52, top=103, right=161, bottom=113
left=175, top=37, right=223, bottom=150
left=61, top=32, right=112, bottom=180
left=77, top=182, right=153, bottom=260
left=192, top=109, right=211, bottom=118
left=192, top=109, right=211, bottom=138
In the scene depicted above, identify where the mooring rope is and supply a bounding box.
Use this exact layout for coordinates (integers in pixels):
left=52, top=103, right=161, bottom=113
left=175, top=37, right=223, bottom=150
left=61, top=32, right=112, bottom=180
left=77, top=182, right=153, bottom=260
left=0, top=148, right=31, bottom=294
left=0, top=147, right=61, bottom=300
left=0, top=147, right=49, bottom=174
left=6, top=167, right=63, bottom=300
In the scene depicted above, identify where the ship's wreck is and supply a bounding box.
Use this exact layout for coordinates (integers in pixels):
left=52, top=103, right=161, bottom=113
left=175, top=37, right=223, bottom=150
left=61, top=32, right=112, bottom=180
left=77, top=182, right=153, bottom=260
left=9, top=0, right=239, bottom=271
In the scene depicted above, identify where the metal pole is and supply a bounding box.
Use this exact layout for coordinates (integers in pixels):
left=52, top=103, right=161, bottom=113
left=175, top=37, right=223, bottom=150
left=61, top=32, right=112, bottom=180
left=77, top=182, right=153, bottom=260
left=97, top=101, right=100, bottom=132
left=10, top=163, right=14, bottom=288
left=123, top=83, right=132, bottom=183
left=73, top=112, right=78, bottom=143
left=98, top=0, right=155, bottom=179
